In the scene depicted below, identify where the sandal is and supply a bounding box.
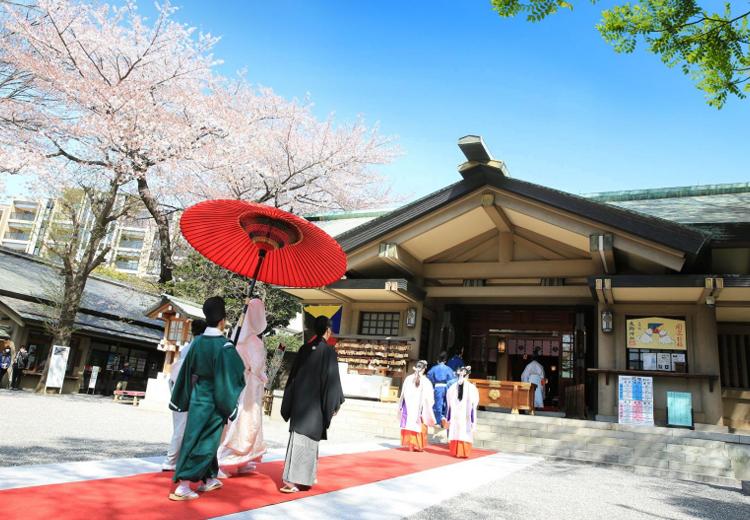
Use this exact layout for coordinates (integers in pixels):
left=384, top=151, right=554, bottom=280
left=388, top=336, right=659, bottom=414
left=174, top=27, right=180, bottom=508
left=279, top=484, right=300, bottom=493
left=168, top=490, right=199, bottom=501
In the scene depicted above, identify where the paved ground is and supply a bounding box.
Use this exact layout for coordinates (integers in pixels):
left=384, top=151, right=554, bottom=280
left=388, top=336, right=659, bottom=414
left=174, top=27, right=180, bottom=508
left=2, top=390, right=749, bottom=519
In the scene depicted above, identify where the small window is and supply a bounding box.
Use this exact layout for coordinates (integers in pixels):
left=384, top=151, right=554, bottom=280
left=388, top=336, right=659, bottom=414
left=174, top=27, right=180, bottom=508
left=168, top=320, right=184, bottom=342
left=359, top=312, right=400, bottom=336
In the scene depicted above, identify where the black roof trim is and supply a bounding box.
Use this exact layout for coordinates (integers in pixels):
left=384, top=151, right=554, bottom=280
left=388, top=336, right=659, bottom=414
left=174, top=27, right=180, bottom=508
left=337, top=167, right=709, bottom=255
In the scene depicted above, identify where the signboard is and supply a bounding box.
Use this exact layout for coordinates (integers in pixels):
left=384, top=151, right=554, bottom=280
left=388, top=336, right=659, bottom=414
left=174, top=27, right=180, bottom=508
left=667, top=391, right=693, bottom=428
left=618, top=375, right=654, bottom=426
left=45, top=345, right=70, bottom=393
left=88, top=366, right=100, bottom=392
left=656, top=353, right=673, bottom=371
left=627, top=317, right=686, bottom=350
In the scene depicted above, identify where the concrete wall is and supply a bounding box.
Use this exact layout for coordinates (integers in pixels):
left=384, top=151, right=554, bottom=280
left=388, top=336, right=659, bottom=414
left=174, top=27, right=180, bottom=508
left=597, top=302, right=723, bottom=425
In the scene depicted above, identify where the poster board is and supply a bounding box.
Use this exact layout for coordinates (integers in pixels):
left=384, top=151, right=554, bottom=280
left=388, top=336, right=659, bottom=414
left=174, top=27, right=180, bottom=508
left=88, top=366, right=100, bottom=393
left=667, top=391, right=693, bottom=428
left=618, top=375, right=654, bottom=426
left=627, top=317, right=686, bottom=350
left=45, top=345, right=70, bottom=393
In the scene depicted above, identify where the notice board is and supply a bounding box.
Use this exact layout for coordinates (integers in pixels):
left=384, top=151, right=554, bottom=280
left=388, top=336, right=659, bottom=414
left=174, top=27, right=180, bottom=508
left=618, top=375, right=654, bottom=426
left=667, top=391, right=693, bottom=428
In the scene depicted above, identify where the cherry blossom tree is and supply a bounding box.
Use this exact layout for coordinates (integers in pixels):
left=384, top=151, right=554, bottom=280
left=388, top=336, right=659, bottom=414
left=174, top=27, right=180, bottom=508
left=0, top=0, right=220, bottom=283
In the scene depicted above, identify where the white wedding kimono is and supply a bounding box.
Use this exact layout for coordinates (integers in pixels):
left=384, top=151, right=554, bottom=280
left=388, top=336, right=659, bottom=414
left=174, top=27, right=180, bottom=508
left=217, top=299, right=268, bottom=474
left=399, top=373, right=436, bottom=433
left=521, top=359, right=545, bottom=409
left=446, top=380, right=480, bottom=444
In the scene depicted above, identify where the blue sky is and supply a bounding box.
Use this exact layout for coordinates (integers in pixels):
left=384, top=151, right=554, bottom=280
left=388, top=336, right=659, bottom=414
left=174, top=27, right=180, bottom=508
left=6, top=0, right=749, bottom=202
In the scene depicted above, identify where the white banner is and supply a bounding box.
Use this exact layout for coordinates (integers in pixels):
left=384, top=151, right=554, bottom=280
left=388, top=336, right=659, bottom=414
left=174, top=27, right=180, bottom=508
left=88, top=366, right=100, bottom=391
left=45, top=345, right=70, bottom=391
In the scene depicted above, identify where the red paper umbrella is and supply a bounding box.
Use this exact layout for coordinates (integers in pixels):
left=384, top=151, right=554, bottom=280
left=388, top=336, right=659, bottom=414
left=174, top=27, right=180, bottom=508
left=180, top=200, right=347, bottom=288
left=181, top=200, right=347, bottom=343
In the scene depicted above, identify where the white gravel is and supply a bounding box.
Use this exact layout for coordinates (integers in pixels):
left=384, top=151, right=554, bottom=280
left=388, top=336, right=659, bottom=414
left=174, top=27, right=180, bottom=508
left=409, top=458, right=750, bottom=520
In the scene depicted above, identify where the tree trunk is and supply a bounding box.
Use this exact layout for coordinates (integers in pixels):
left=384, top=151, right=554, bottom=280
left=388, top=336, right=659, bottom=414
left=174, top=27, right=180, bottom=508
left=137, top=177, right=173, bottom=284
left=34, top=275, right=84, bottom=393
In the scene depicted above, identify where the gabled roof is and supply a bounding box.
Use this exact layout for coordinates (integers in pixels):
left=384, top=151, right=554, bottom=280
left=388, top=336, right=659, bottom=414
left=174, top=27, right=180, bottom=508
left=146, top=294, right=204, bottom=320
left=336, top=166, right=709, bottom=256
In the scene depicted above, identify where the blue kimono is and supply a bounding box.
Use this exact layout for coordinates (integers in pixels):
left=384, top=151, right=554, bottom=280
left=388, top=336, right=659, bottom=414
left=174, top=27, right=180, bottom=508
left=427, top=362, right=454, bottom=424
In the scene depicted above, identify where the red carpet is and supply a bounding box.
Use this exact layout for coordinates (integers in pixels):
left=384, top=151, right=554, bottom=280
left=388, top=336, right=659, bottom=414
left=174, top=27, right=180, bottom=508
left=2, top=446, right=491, bottom=519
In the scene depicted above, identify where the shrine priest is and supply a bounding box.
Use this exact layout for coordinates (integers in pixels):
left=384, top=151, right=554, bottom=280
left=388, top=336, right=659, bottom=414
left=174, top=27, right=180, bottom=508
left=521, top=348, right=546, bottom=409
left=279, top=316, right=345, bottom=493
left=398, top=360, right=436, bottom=451
left=218, top=299, right=268, bottom=477
left=168, top=297, right=246, bottom=501
left=443, top=366, right=480, bottom=458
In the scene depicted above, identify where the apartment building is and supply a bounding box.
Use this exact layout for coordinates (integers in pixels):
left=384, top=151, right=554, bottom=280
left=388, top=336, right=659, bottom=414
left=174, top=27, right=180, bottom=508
left=0, top=196, right=165, bottom=278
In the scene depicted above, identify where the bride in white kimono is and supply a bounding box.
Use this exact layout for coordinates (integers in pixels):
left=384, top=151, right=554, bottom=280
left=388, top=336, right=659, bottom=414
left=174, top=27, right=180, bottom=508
left=521, top=350, right=546, bottom=409
left=444, top=365, right=479, bottom=458
left=218, top=298, right=268, bottom=476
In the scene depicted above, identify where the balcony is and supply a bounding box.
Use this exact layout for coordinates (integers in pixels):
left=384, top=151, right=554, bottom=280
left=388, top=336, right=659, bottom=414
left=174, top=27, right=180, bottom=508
left=115, top=260, right=140, bottom=271
left=9, top=212, right=36, bottom=222
left=3, top=232, right=31, bottom=241
left=117, top=240, right=144, bottom=250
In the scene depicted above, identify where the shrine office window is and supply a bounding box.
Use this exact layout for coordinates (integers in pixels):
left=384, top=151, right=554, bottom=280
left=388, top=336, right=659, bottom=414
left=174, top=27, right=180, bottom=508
left=359, top=312, right=400, bottom=336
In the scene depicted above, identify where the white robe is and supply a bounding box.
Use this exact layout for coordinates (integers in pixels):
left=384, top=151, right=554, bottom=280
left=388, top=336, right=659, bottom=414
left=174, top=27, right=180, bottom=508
left=446, top=380, right=479, bottom=443
left=398, top=373, right=436, bottom=433
left=521, top=359, right=545, bottom=408
left=218, top=299, right=268, bottom=472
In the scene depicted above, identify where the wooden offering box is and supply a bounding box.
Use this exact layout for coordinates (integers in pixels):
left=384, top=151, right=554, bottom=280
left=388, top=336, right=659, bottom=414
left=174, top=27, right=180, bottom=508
left=473, top=380, right=536, bottom=414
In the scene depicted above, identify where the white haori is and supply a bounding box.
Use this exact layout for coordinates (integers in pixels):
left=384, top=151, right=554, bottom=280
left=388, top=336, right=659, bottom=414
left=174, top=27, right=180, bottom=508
left=398, top=373, right=436, bottom=433
left=521, top=360, right=546, bottom=408
left=218, top=299, right=268, bottom=472
left=446, top=381, right=479, bottom=444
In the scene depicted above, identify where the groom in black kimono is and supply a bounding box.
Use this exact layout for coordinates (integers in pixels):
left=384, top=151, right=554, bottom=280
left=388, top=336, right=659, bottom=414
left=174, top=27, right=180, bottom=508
left=279, top=315, right=345, bottom=493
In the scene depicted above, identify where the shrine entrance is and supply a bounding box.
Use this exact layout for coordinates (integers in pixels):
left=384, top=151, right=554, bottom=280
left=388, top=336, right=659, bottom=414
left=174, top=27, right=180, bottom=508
left=456, top=305, right=595, bottom=416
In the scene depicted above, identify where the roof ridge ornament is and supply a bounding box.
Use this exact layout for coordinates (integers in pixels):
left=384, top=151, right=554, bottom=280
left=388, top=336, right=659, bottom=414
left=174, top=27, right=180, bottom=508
left=457, top=135, right=509, bottom=179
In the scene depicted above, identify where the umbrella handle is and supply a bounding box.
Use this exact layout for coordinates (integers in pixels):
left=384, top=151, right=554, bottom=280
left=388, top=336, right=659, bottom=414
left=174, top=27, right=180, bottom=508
left=231, top=250, right=267, bottom=344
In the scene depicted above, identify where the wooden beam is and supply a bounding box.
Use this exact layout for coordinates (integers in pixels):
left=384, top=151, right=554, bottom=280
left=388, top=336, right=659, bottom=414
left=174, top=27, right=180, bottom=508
left=499, top=232, right=513, bottom=262
left=424, top=259, right=599, bottom=279
left=604, top=278, right=615, bottom=305
left=590, top=233, right=616, bottom=274
left=378, top=242, right=423, bottom=277
left=319, top=288, right=354, bottom=303
left=426, top=285, right=592, bottom=299
left=697, top=277, right=713, bottom=304
left=424, top=229, right=498, bottom=263
left=594, top=278, right=606, bottom=303
left=481, top=193, right=513, bottom=232
left=513, top=234, right=564, bottom=260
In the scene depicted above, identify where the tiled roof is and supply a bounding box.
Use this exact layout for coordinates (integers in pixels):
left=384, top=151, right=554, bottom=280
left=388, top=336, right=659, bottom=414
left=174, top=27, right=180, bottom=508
left=0, top=247, right=163, bottom=344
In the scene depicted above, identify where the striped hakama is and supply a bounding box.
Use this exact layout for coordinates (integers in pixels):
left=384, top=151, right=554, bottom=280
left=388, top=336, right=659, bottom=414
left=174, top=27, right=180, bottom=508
left=282, top=431, right=319, bottom=487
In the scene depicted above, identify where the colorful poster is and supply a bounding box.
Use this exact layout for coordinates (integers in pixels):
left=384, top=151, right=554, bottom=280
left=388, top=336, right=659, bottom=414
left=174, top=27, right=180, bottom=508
left=303, top=305, right=342, bottom=343
left=45, top=345, right=70, bottom=391
left=618, top=375, right=654, bottom=426
left=627, top=317, right=686, bottom=350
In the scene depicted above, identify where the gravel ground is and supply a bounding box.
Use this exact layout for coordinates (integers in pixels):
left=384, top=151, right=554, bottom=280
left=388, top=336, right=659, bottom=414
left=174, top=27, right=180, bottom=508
left=410, top=458, right=750, bottom=520
left=0, top=390, right=294, bottom=467
left=3, top=390, right=749, bottom=520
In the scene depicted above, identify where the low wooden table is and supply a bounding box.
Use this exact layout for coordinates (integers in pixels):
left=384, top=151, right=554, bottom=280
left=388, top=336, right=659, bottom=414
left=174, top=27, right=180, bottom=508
left=473, top=379, right=536, bottom=414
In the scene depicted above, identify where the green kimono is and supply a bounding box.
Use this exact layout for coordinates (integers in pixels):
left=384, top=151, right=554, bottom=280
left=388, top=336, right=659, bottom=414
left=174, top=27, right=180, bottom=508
left=169, top=330, right=245, bottom=482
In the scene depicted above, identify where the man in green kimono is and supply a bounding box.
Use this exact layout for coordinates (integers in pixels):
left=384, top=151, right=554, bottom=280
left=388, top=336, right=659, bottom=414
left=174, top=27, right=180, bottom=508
left=168, top=296, right=246, bottom=501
